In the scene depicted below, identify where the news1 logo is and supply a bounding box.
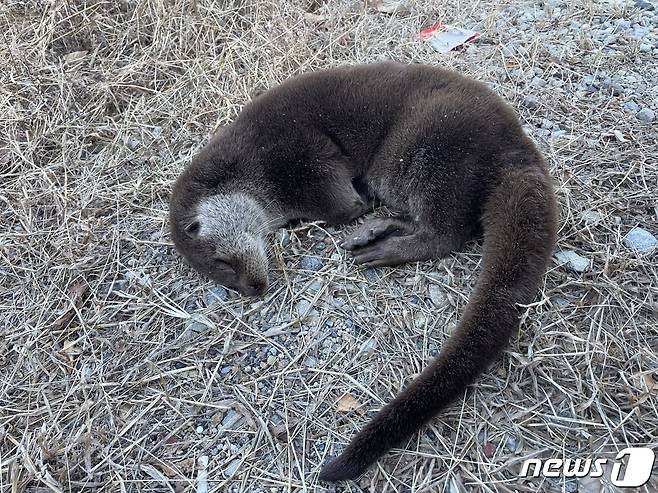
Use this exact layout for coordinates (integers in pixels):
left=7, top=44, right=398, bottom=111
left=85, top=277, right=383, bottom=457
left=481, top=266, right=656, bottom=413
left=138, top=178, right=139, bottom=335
left=520, top=447, right=655, bottom=487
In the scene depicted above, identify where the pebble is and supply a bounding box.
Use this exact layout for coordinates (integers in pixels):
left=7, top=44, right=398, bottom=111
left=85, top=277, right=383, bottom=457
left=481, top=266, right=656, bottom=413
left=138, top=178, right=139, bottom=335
left=531, top=76, right=547, bottom=88
left=306, top=279, right=323, bottom=295
left=564, top=480, right=578, bottom=493
left=266, top=355, right=277, bottom=366
left=635, top=0, right=655, bottom=10
left=623, top=101, right=641, bottom=113
left=522, top=95, right=538, bottom=109
left=108, top=279, right=128, bottom=295
left=295, top=299, right=319, bottom=322
left=624, top=227, right=657, bottom=252
left=551, top=296, right=569, bottom=306
left=301, top=256, right=323, bottom=271
left=359, top=338, right=377, bottom=357
left=277, top=229, right=291, bottom=246
left=304, top=355, right=318, bottom=367
left=196, top=425, right=204, bottom=433
left=636, top=107, right=656, bottom=122
left=221, top=410, right=242, bottom=429
left=601, top=79, right=623, bottom=96
left=428, top=285, right=447, bottom=306
left=224, top=459, right=240, bottom=476
left=206, top=286, right=228, bottom=304
left=183, top=314, right=212, bottom=339
left=555, top=250, right=590, bottom=273
left=505, top=435, right=518, bottom=452
left=501, top=44, right=515, bottom=56
left=364, top=267, right=379, bottom=282
left=581, top=210, right=604, bottom=224
left=125, top=269, right=151, bottom=287
left=413, top=312, right=427, bottom=328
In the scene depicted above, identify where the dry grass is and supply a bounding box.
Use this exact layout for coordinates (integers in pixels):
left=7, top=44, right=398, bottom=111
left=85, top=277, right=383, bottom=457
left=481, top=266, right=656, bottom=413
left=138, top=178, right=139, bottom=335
left=1, top=0, right=657, bottom=492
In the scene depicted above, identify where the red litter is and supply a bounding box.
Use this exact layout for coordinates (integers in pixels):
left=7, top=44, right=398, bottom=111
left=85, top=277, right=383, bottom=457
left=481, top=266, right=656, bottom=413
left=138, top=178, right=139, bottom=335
left=420, top=22, right=480, bottom=53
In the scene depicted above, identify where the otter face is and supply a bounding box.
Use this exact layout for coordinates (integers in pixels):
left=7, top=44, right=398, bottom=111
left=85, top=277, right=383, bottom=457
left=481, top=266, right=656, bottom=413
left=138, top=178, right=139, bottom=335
left=174, top=193, right=270, bottom=296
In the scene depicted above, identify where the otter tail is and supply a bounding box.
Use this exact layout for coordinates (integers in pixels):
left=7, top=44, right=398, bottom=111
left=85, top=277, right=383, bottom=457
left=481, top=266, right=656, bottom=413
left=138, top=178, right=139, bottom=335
left=319, top=164, right=558, bottom=481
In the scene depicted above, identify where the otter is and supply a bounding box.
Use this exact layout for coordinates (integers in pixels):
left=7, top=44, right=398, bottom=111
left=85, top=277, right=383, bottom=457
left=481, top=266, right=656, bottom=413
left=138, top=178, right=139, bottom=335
left=169, top=62, right=558, bottom=481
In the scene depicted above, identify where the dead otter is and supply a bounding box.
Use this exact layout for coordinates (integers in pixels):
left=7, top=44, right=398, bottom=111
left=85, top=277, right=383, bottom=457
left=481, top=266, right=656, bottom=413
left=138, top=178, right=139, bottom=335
left=169, top=62, right=558, bottom=481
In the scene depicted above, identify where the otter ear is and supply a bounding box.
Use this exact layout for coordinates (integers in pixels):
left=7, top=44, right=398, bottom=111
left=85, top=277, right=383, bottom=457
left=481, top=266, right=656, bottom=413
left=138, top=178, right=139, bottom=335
left=184, top=220, right=201, bottom=238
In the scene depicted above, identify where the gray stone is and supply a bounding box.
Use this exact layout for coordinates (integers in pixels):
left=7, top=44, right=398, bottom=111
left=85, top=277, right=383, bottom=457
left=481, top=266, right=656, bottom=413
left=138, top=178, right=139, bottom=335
left=522, top=95, right=538, bottom=109
left=183, top=314, right=212, bottom=339
left=364, top=267, right=379, bottom=282
left=224, top=459, right=240, bottom=476
left=636, top=108, right=656, bottom=122
left=531, top=76, right=547, bottom=88
left=108, top=279, right=128, bottom=294
left=221, top=410, right=242, bottom=429
left=624, top=101, right=641, bottom=113
left=551, top=296, right=569, bottom=306
left=581, top=210, right=604, bottom=224
left=301, top=256, right=323, bottom=271
left=624, top=227, right=657, bottom=252
left=126, top=270, right=151, bottom=287
left=359, top=338, right=377, bottom=357
left=601, top=79, right=623, bottom=95
left=616, top=19, right=632, bottom=31
left=306, top=279, right=323, bottom=294
left=428, top=284, right=447, bottom=306
left=206, top=286, right=228, bottom=304
left=304, top=355, right=319, bottom=367
left=295, top=299, right=319, bottom=322
left=501, top=44, right=515, bottom=57
left=635, top=0, right=655, bottom=11
left=277, top=229, right=291, bottom=246
left=555, top=250, right=590, bottom=273
left=564, top=480, right=578, bottom=493
left=505, top=435, right=518, bottom=452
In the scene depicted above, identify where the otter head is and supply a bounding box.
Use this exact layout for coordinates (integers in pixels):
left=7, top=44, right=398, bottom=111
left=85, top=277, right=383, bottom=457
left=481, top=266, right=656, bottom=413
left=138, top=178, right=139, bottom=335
left=173, top=193, right=270, bottom=296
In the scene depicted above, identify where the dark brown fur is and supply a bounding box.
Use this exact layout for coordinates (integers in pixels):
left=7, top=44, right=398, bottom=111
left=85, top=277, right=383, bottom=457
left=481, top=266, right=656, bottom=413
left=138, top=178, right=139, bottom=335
left=169, top=62, right=558, bottom=481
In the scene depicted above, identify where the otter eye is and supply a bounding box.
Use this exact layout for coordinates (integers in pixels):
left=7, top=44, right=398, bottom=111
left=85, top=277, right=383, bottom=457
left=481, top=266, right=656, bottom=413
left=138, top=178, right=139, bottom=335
left=184, top=221, right=200, bottom=238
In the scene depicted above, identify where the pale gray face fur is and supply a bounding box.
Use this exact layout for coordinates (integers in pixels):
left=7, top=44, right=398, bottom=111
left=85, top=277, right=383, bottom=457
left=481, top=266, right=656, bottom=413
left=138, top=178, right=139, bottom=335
left=181, top=193, right=270, bottom=296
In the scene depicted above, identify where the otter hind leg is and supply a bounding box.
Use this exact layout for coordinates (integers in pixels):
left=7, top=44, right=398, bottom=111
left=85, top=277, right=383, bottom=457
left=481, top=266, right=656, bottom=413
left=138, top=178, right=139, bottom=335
left=342, top=216, right=460, bottom=267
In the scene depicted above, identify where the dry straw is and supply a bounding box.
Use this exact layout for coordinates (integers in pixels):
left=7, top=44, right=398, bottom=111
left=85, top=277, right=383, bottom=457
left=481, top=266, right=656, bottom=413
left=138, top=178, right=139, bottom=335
left=1, top=0, right=656, bottom=492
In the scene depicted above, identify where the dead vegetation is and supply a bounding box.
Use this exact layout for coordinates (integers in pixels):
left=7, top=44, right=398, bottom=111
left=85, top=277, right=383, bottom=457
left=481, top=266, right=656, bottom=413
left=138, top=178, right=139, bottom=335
left=1, top=1, right=657, bottom=492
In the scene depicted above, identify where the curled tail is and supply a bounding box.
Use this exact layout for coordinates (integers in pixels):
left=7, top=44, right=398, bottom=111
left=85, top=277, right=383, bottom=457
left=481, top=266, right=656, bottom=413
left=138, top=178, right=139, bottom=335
left=319, top=164, right=558, bottom=481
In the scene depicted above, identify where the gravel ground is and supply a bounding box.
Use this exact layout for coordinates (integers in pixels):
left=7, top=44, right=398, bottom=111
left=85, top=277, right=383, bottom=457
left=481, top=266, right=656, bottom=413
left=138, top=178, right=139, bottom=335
left=1, top=1, right=657, bottom=492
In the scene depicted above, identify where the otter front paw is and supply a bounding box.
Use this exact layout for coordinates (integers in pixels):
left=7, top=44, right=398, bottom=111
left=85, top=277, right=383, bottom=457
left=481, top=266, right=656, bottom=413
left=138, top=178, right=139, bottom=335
left=340, top=217, right=406, bottom=250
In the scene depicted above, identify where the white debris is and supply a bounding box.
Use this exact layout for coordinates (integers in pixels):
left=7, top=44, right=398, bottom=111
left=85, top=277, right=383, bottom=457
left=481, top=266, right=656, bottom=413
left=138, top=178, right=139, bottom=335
left=420, top=22, right=480, bottom=53
left=196, top=455, right=209, bottom=493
